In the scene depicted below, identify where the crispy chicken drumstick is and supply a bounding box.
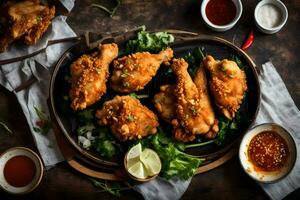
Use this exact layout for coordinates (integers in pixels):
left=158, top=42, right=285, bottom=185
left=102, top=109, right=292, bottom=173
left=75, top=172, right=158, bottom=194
left=70, top=43, right=118, bottom=111
left=153, top=58, right=219, bottom=142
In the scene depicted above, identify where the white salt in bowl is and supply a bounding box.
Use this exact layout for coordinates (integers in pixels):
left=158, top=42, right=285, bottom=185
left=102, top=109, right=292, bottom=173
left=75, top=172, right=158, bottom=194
left=254, top=0, right=288, bottom=34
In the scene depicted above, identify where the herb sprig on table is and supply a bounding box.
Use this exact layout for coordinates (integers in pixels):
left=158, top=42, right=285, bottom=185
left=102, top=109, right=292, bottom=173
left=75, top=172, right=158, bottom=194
left=89, top=178, right=132, bottom=197
left=91, top=0, right=122, bottom=17
left=0, top=121, right=12, bottom=134
left=33, top=107, right=51, bottom=135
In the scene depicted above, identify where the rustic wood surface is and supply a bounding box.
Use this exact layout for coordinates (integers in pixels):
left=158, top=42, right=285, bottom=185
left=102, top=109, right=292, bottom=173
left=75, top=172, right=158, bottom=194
left=1, top=0, right=300, bottom=199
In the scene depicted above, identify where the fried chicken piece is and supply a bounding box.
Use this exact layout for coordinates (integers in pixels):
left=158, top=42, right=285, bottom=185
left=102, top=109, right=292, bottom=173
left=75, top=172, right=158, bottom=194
left=153, top=84, right=195, bottom=142
left=153, top=84, right=176, bottom=123
left=110, top=48, right=173, bottom=93
left=154, top=63, right=219, bottom=141
left=0, top=0, right=55, bottom=52
left=193, top=64, right=219, bottom=139
left=70, top=43, right=118, bottom=111
left=172, top=58, right=214, bottom=136
left=96, top=96, right=159, bottom=141
left=203, top=55, right=247, bottom=120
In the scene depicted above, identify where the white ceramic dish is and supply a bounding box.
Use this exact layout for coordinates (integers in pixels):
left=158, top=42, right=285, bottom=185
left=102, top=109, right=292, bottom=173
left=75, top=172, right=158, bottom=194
left=239, top=123, right=296, bottom=183
left=200, top=0, right=243, bottom=32
left=0, top=147, right=44, bottom=195
left=254, top=0, right=288, bottom=34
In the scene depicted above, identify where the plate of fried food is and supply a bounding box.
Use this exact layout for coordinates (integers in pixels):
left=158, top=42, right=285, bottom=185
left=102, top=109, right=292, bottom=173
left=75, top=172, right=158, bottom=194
left=49, top=29, right=260, bottom=180
left=0, top=0, right=57, bottom=52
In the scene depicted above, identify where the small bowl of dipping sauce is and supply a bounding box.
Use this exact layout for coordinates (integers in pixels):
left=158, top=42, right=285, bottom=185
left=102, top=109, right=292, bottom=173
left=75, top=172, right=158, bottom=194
left=254, top=0, right=288, bottom=34
left=201, top=0, right=243, bottom=32
left=239, top=123, right=296, bottom=183
left=0, top=147, right=44, bottom=195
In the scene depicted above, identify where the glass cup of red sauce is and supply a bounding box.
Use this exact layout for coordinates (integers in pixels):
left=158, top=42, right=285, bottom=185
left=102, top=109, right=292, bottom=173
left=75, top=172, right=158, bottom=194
left=239, top=123, right=297, bottom=183
left=200, top=0, right=243, bottom=32
left=0, top=147, right=44, bottom=194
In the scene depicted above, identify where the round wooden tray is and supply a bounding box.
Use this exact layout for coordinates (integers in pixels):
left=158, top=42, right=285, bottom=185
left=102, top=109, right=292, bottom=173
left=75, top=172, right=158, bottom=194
left=48, top=29, right=260, bottom=181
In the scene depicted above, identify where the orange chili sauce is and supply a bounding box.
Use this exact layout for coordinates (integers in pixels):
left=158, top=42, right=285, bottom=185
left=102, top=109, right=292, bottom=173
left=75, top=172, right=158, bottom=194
left=248, top=131, right=289, bottom=172
left=4, top=155, right=36, bottom=187
left=205, top=0, right=236, bottom=25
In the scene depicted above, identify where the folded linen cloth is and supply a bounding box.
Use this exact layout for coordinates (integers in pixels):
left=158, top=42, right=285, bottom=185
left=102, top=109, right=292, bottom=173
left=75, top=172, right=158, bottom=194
left=255, top=62, right=300, bottom=200
left=134, top=61, right=300, bottom=200
left=0, top=0, right=75, bottom=62
left=0, top=4, right=76, bottom=168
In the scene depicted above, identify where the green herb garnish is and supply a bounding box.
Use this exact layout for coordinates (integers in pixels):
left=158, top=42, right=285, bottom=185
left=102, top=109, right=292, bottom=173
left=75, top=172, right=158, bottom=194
left=36, top=16, right=43, bottom=22
left=184, top=47, right=205, bottom=77
left=128, top=93, right=149, bottom=99
left=138, top=128, right=204, bottom=179
left=127, top=115, right=135, bottom=122
left=94, top=139, right=117, bottom=157
left=125, top=29, right=174, bottom=54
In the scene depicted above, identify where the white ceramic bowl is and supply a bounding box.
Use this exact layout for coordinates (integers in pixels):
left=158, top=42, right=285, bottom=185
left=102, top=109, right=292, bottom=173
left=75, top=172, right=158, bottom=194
left=0, top=147, right=44, bottom=195
left=254, top=0, right=288, bottom=34
left=239, top=123, right=296, bottom=183
left=200, top=0, right=243, bottom=32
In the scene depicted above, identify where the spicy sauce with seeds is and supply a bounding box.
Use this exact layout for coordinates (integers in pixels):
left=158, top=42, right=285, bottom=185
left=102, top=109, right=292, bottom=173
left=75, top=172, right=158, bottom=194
left=205, top=0, right=236, bottom=26
left=248, top=131, right=289, bottom=172
left=4, top=155, right=36, bottom=187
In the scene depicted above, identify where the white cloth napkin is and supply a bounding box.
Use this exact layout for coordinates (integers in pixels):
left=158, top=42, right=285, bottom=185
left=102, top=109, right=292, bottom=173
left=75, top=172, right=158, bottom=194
left=255, top=62, right=300, bottom=200
left=0, top=0, right=75, bottom=61
left=0, top=3, right=76, bottom=168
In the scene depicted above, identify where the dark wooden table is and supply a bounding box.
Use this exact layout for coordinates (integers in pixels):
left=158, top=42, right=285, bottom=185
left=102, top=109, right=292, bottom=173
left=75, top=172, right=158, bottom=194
left=1, top=0, right=299, bottom=199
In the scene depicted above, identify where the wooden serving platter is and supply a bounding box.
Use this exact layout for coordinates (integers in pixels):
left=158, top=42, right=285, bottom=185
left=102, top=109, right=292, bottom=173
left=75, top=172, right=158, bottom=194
left=48, top=29, right=260, bottom=181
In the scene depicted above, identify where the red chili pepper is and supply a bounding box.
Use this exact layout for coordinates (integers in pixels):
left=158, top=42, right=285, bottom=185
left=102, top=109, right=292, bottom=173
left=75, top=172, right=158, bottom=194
left=36, top=120, right=45, bottom=128
left=242, top=30, right=254, bottom=50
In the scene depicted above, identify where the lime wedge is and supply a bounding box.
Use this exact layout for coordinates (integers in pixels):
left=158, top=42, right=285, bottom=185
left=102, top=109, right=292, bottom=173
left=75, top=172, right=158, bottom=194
left=140, top=148, right=162, bottom=176
left=127, top=161, right=146, bottom=179
left=127, top=143, right=142, bottom=160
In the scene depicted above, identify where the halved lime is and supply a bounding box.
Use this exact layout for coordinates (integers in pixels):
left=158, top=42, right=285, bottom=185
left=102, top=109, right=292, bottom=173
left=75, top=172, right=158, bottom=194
left=125, top=143, right=162, bottom=180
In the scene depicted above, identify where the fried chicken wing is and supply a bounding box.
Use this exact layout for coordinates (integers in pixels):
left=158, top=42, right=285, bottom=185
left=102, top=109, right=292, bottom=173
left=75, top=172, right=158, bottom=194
left=110, top=48, right=173, bottom=93
left=70, top=43, right=118, bottom=111
left=96, top=96, right=159, bottom=141
left=203, top=55, right=247, bottom=120
left=0, top=0, right=55, bottom=52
